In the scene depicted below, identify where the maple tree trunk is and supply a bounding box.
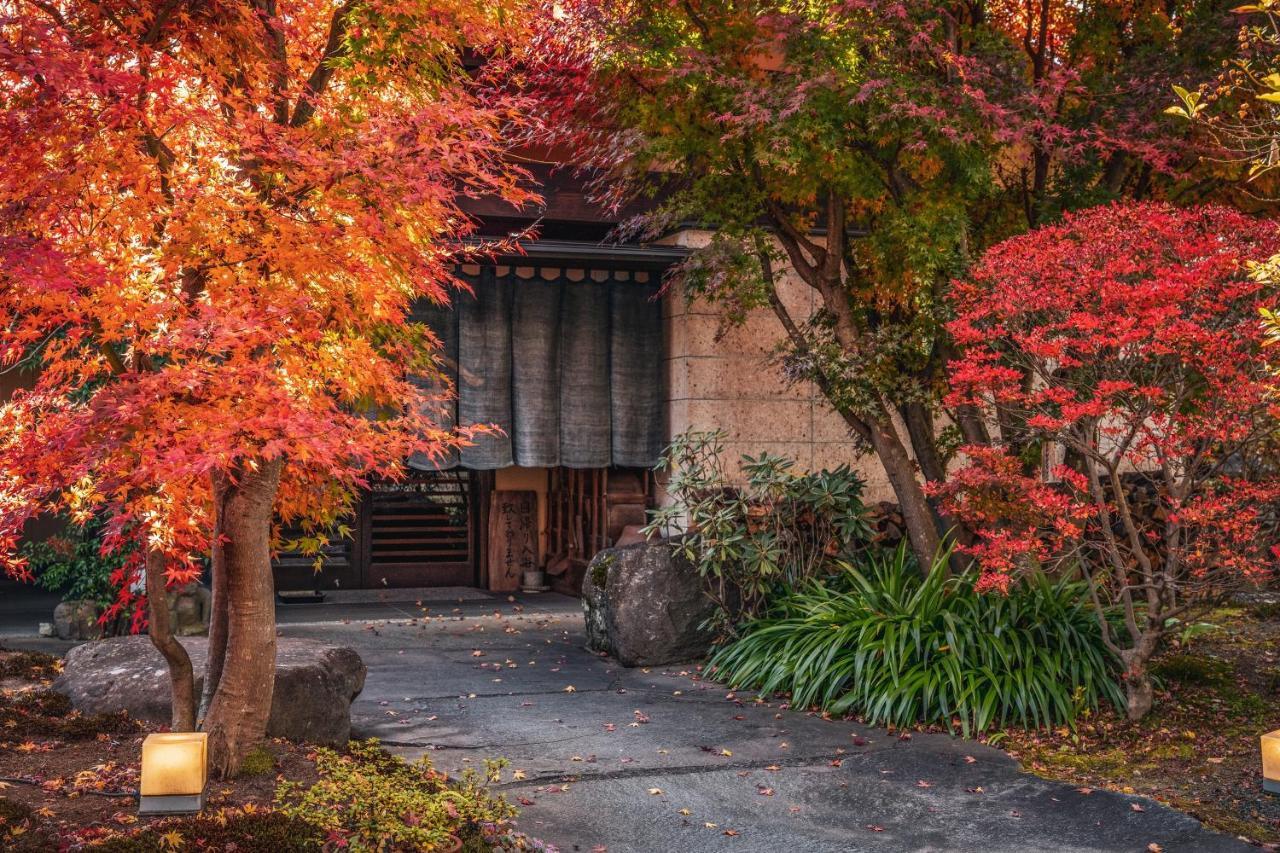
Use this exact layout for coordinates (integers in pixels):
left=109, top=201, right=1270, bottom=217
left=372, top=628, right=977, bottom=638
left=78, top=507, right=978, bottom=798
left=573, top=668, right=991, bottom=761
left=145, top=548, right=197, bottom=732
left=867, top=412, right=943, bottom=574
left=198, top=473, right=230, bottom=722
left=203, top=459, right=282, bottom=778
left=1119, top=635, right=1161, bottom=722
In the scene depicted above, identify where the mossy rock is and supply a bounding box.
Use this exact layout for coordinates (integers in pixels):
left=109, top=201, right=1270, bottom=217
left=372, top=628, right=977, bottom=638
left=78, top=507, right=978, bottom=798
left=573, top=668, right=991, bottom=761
left=581, top=540, right=714, bottom=667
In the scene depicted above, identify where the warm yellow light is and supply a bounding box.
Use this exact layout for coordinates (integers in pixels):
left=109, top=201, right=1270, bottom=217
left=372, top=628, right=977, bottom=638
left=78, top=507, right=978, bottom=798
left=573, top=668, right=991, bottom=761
left=1261, top=730, right=1280, bottom=794
left=140, top=732, right=207, bottom=811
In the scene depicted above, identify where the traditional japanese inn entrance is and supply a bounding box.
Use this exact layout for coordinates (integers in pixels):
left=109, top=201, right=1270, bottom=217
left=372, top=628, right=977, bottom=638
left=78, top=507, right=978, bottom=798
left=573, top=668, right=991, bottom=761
left=272, top=251, right=672, bottom=594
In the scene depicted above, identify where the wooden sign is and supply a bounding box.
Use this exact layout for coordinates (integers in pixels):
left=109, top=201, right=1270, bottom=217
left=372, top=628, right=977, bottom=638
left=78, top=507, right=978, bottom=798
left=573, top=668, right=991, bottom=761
left=488, top=490, right=538, bottom=592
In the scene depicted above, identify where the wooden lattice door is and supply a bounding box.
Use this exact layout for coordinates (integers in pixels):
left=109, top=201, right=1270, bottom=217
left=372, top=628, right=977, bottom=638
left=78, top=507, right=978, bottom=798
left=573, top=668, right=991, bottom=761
left=358, top=470, right=477, bottom=587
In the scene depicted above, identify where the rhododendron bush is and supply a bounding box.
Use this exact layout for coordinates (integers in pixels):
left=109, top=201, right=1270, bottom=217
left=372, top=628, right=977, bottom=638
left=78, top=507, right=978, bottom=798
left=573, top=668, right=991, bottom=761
left=938, top=202, right=1280, bottom=720
left=0, top=1, right=532, bottom=775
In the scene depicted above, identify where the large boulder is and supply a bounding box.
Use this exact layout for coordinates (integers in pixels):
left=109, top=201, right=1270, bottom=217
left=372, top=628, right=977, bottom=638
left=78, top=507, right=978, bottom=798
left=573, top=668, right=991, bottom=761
left=54, top=636, right=365, bottom=746
left=582, top=540, right=716, bottom=667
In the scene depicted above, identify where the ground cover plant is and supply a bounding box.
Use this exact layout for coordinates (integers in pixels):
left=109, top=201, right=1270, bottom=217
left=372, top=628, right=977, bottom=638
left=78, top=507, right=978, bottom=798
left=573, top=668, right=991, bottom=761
left=709, top=547, right=1123, bottom=736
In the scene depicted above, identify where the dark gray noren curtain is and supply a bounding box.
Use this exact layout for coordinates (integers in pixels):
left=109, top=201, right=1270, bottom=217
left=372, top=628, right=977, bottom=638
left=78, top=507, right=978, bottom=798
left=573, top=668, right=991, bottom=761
left=512, top=276, right=562, bottom=466
left=610, top=278, right=665, bottom=467
left=458, top=267, right=514, bottom=469
left=408, top=266, right=664, bottom=470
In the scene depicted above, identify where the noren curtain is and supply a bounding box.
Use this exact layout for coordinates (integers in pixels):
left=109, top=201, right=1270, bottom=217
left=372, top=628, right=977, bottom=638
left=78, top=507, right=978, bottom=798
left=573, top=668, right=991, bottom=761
left=408, top=265, right=665, bottom=471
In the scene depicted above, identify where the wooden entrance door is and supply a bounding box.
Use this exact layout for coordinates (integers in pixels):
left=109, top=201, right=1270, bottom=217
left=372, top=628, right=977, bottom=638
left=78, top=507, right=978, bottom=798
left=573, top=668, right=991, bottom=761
left=357, top=470, right=478, bottom=587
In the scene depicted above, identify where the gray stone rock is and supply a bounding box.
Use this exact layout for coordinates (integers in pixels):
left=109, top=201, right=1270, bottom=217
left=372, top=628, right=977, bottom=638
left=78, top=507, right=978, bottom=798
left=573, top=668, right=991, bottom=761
left=53, top=600, right=102, bottom=641
left=54, top=636, right=365, bottom=746
left=581, top=540, right=715, bottom=667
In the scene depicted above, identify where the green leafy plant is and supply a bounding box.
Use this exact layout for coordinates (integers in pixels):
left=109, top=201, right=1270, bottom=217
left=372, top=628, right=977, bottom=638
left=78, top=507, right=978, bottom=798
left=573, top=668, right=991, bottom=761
left=275, top=739, right=517, bottom=852
left=645, top=429, right=872, bottom=633
left=709, top=547, right=1123, bottom=736
left=20, top=516, right=128, bottom=606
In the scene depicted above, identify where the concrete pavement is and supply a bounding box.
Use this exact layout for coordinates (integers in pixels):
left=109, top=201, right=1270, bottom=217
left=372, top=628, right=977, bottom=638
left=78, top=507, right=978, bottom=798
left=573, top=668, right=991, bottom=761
left=278, top=593, right=1249, bottom=853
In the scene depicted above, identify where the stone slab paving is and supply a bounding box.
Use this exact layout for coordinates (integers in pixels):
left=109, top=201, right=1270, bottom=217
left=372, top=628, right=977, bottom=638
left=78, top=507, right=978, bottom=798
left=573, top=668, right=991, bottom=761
left=277, top=596, right=1248, bottom=853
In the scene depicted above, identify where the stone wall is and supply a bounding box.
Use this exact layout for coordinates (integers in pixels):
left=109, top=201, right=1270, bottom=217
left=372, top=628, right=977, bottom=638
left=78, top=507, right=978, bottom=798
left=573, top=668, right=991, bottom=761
left=660, top=229, right=901, bottom=501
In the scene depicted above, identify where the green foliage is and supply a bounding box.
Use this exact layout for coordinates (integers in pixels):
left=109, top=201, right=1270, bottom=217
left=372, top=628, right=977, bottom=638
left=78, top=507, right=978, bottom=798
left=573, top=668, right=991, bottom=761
left=644, top=430, right=872, bottom=633
left=275, top=739, right=516, bottom=852
left=709, top=546, right=1123, bottom=736
left=20, top=516, right=127, bottom=605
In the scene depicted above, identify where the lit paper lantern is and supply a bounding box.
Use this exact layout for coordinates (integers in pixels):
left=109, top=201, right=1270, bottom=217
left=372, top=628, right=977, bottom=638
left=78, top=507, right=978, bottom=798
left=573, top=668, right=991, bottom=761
left=1262, top=730, right=1280, bottom=794
left=139, top=732, right=208, bottom=815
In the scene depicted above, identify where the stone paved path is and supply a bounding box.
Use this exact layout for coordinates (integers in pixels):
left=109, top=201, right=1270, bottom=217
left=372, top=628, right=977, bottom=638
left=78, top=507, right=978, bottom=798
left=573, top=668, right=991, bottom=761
left=279, top=593, right=1249, bottom=853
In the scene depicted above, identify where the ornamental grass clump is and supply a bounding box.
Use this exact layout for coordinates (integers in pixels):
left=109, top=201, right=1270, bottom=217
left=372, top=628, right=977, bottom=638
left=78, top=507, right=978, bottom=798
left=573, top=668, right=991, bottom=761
left=709, top=547, right=1123, bottom=736
left=275, top=739, right=516, bottom=852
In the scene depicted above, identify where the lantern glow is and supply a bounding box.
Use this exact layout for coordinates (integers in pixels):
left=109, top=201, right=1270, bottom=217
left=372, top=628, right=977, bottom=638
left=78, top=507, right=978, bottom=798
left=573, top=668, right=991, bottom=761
left=1261, top=730, right=1280, bottom=794
left=139, top=732, right=208, bottom=815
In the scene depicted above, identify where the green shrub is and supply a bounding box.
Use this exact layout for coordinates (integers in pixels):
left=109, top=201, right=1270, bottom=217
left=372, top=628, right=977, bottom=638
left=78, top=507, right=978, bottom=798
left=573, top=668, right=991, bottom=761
left=275, top=739, right=516, bottom=852
left=708, top=546, right=1124, bottom=735
left=645, top=429, right=872, bottom=633
left=21, top=515, right=129, bottom=606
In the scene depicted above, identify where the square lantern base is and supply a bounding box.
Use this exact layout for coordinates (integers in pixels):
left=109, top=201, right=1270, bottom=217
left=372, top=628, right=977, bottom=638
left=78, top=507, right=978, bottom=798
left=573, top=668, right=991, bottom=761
left=1265, top=778, right=1280, bottom=796
left=139, top=791, right=205, bottom=815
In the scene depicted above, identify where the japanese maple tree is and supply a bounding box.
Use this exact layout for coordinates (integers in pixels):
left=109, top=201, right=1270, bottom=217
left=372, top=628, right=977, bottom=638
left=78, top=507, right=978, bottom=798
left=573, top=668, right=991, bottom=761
left=527, top=0, right=1237, bottom=571
left=0, top=1, right=533, bottom=775
left=938, top=202, right=1280, bottom=719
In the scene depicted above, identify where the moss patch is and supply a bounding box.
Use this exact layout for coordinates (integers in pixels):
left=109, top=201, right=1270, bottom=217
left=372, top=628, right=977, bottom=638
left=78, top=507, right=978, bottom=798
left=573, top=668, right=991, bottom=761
left=0, top=686, right=141, bottom=740
left=238, top=745, right=277, bottom=777
left=0, top=797, right=59, bottom=852
left=590, top=553, right=615, bottom=588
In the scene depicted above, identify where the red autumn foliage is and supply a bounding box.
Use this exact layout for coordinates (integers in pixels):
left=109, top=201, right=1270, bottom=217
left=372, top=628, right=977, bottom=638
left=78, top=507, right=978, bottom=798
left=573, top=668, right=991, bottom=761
left=0, top=0, right=534, bottom=771
left=936, top=201, right=1280, bottom=718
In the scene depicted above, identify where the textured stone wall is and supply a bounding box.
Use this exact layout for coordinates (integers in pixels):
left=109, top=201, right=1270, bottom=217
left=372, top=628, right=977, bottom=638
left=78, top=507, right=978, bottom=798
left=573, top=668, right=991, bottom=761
left=660, top=230, right=901, bottom=501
